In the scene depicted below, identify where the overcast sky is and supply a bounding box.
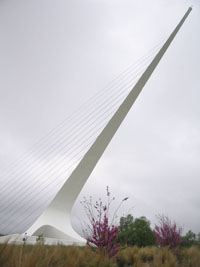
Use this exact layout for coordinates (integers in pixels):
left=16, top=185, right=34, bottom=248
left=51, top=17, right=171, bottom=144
left=0, top=0, right=200, bottom=236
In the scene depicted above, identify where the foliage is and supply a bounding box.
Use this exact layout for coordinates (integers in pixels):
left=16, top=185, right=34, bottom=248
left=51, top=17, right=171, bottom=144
left=81, top=186, right=128, bottom=257
left=117, top=214, right=156, bottom=247
left=36, top=234, right=44, bottom=243
left=197, top=232, right=200, bottom=243
left=182, top=230, right=200, bottom=247
left=117, top=214, right=134, bottom=246
left=87, top=214, right=119, bottom=257
left=0, top=242, right=200, bottom=267
left=153, top=215, right=183, bottom=249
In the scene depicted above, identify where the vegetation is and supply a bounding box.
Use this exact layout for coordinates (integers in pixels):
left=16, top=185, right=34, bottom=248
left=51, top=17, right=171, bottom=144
left=153, top=214, right=183, bottom=248
left=0, top=242, right=200, bottom=267
left=79, top=186, right=200, bottom=262
left=80, top=186, right=128, bottom=257
left=117, top=214, right=156, bottom=247
left=1, top=187, right=200, bottom=266
left=182, top=230, right=200, bottom=248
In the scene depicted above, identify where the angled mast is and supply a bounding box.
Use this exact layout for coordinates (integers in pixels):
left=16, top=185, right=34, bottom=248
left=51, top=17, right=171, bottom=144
left=26, top=7, right=192, bottom=242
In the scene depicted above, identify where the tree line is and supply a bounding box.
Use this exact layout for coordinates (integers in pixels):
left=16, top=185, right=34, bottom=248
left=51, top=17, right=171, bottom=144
left=117, top=214, right=200, bottom=248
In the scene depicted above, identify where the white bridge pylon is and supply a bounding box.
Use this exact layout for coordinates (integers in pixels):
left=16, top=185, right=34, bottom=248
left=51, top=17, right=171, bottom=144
left=25, top=7, right=192, bottom=242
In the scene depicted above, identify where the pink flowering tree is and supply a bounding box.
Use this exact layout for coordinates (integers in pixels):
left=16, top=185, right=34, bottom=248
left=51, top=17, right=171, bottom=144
left=80, top=186, right=128, bottom=257
left=153, top=215, right=183, bottom=249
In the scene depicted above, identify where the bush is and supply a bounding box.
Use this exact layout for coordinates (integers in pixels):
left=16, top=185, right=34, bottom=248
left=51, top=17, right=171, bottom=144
left=81, top=187, right=128, bottom=257
left=153, top=215, right=183, bottom=249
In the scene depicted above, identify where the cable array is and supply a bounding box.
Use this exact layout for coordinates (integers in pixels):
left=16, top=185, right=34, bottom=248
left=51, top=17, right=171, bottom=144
left=0, top=40, right=165, bottom=234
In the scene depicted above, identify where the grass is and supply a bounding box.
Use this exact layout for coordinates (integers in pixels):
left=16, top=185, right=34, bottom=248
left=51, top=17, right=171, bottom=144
left=0, top=242, right=200, bottom=267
